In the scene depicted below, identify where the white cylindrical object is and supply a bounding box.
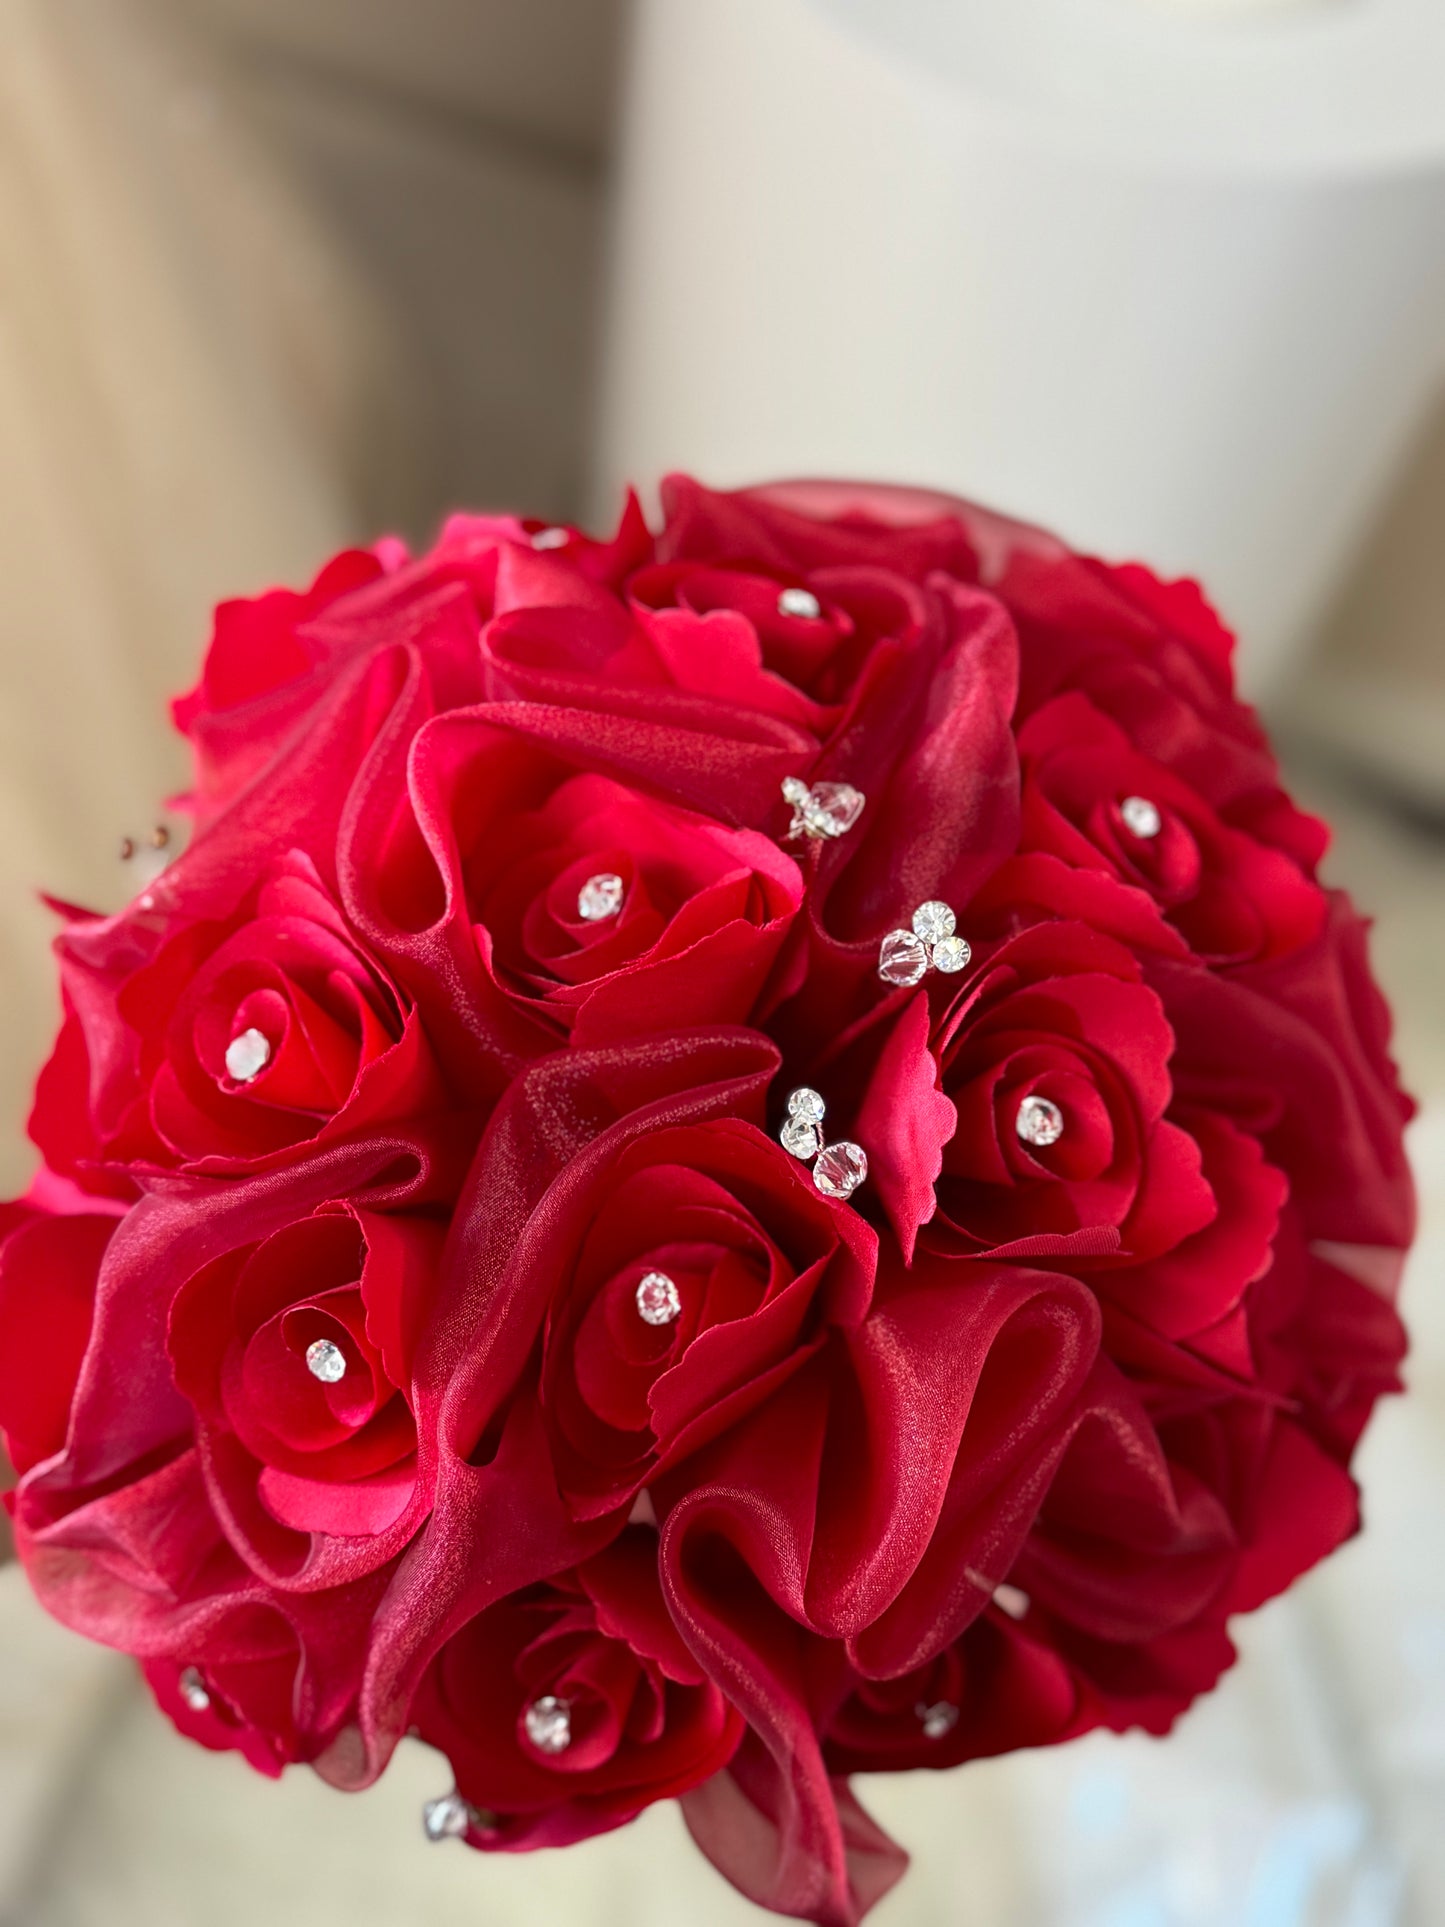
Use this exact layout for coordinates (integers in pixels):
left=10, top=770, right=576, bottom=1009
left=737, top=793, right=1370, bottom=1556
left=596, top=0, right=1445, bottom=691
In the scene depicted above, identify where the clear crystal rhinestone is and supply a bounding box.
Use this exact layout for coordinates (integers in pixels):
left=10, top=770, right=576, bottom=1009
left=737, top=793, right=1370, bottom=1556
left=911, top=901, right=956, bottom=945
left=305, top=1338, right=347, bottom=1384
left=931, top=933, right=972, bottom=975
left=783, top=779, right=865, bottom=840
left=777, top=586, right=822, bottom=621
left=813, top=1140, right=867, bottom=1200
left=917, top=1700, right=959, bottom=1740
left=523, top=1695, right=572, bottom=1755
left=531, top=526, right=570, bottom=551
left=993, top=1583, right=1031, bottom=1620
left=786, top=1087, right=826, bottom=1124
left=635, top=1270, right=682, bottom=1327
left=577, top=872, right=624, bottom=921
left=804, top=782, right=865, bottom=837
left=780, top=1115, right=823, bottom=1161
left=422, top=1792, right=477, bottom=1841
left=1016, top=1095, right=1065, bottom=1148
left=878, top=928, right=928, bottom=987
left=178, top=1667, right=210, bottom=1713
left=1120, top=794, right=1162, bottom=840
left=224, top=1027, right=271, bottom=1084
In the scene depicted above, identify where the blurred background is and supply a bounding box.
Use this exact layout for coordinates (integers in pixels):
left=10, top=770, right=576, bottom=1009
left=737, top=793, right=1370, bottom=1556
left=1, top=1, right=1442, bottom=1922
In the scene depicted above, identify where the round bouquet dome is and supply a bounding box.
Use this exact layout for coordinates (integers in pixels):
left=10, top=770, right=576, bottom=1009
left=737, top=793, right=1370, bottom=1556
left=0, top=478, right=1413, bottom=1924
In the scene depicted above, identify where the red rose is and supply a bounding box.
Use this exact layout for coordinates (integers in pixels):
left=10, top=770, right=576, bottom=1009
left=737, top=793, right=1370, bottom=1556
left=33, top=852, right=447, bottom=1181
left=169, top=1201, right=443, bottom=1558
left=6, top=1129, right=459, bottom=1750
left=413, top=1529, right=743, bottom=1848
left=538, top=1116, right=875, bottom=1516
left=857, top=921, right=1215, bottom=1265
left=1017, top=693, right=1323, bottom=965
left=352, top=717, right=805, bottom=1050
left=145, top=1645, right=307, bottom=1778
left=823, top=1606, right=1099, bottom=1774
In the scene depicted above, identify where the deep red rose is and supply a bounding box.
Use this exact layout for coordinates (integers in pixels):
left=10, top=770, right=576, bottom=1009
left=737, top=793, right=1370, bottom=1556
left=169, top=1201, right=443, bottom=1558
left=353, top=718, right=805, bottom=1050
left=537, top=1116, right=876, bottom=1516
left=5, top=1130, right=459, bottom=1744
left=858, top=920, right=1215, bottom=1265
left=823, top=1605, right=1099, bottom=1774
left=413, top=1529, right=743, bottom=1848
left=145, top=1643, right=308, bottom=1778
left=1017, top=693, right=1325, bottom=965
left=33, top=852, right=447, bottom=1182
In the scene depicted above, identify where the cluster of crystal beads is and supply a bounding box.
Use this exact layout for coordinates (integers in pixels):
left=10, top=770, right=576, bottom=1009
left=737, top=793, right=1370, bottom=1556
left=224, top=1027, right=271, bottom=1084
left=916, top=1700, right=960, bottom=1741
left=780, top=1086, right=826, bottom=1160
left=577, top=872, right=625, bottom=922
left=422, top=1792, right=480, bottom=1841
left=178, top=1667, right=211, bottom=1713
left=778, top=1088, right=868, bottom=1201
left=777, top=586, right=822, bottom=621
left=523, top=1695, right=572, bottom=1755
left=635, top=1270, right=682, bottom=1327
left=1015, top=1095, right=1065, bottom=1149
left=878, top=901, right=972, bottom=986
left=305, top=1338, right=347, bottom=1384
left=781, top=776, right=865, bottom=841
left=1119, top=794, right=1163, bottom=840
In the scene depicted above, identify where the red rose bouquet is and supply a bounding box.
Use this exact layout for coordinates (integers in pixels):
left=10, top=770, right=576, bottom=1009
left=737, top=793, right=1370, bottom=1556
left=0, top=478, right=1414, bottom=1924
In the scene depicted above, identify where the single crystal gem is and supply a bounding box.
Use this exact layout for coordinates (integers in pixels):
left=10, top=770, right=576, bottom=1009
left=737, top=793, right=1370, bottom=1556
left=878, top=928, right=928, bottom=987
left=911, top=900, right=956, bottom=946
left=993, top=1583, right=1031, bottom=1620
left=531, top=526, right=570, bottom=550
left=523, top=1695, right=572, bottom=1756
left=178, top=1667, right=211, bottom=1713
left=930, top=933, right=972, bottom=975
left=1120, top=794, right=1163, bottom=840
left=576, top=872, right=625, bottom=922
left=224, top=1027, right=271, bottom=1084
left=306, top=1338, right=347, bottom=1384
left=780, top=1115, right=824, bottom=1161
left=813, top=1140, right=868, bottom=1200
left=786, top=1087, right=826, bottom=1124
left=777, top=586, right=822, bottom=621
left=1016, top=1095, right=1065, bottom=1148
left=422, top=1792, right=477, bottom=1841
left=917, top=1700, right=959, bottom=1740
left=782, top=778, right=865, bottom=840
left=635, top=1270, right=682, bottom=1327
left=804, top=782, right=865, bottom=837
